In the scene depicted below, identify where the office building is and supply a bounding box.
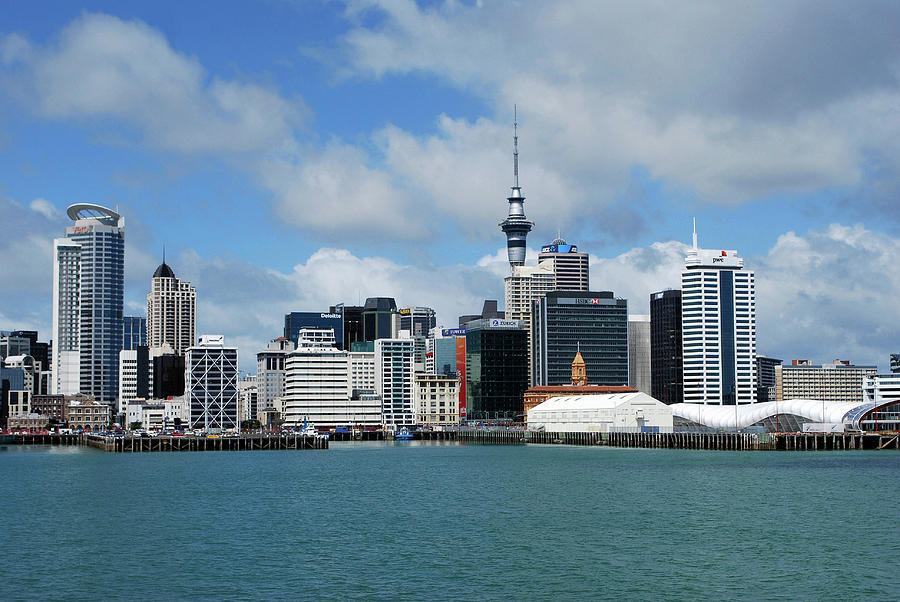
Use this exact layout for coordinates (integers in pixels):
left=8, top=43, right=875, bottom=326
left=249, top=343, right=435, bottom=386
left=628, top=315, right=651, bottom=394
left=499, top=115, right=533, bottom=269
left=414, top=373, right=460, bottom=427
left=118, top=346, right=152, bottom=414
left=375, top=338, right=416, bottom=428
left=427, top=327, right=468, bottom=420
left=681, top=224, right=756, bottom=405
left=238, top=375, right=258, bottom=423
left=538, top=238, right=589, bottom=290
left=1, top=364, right=25, bottom=429
left=66, top=398, right=111, bottom=431
left=399, top=306, right=436, bottom=366
left=122, top=316, right=146, bottom=351
left=775, top=360, right=876, bottom=404
left=891, top=354, right=900, bottom=374
left=459, top=300, right=504, bottom=328
left=650, top=290, right=683, bottom=405
left=3, top=355, right=40, bottom=396
left=153, top=348, right=185, bottom=399
left=283, top=329, right=380, bottom=428
left=31, top=395, right=66, bottom=424
left=284, top=311, right=344, bottom=349
left=363, top=297, right=399, bottom=342
left=7, top=332, right=50, bottom=376
left=147, top=261, right=196, bottom=355
left=532, top=291, right=629, bottom=387
left=186, top=335, right=238, bottom=431
left=330, top=304, right=364, bottom=351
left=51, top=204, right=125, bottom=406
left=465, top=319, right=529, bottom=421
left=257, top=337, right=295, bottom=415
left=756, top=355, right=782, bottom=403
left=506, top=261, right=555, bottom=383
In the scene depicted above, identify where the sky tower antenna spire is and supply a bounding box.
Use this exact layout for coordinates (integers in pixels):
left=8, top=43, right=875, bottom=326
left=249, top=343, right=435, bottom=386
left=692, top=217, right=698, bottom=249
left=513, top=104, right=519, bottom=188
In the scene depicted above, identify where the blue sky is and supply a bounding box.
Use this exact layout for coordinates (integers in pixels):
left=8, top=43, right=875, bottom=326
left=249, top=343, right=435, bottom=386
left=3, top=0, right=900, bottom=371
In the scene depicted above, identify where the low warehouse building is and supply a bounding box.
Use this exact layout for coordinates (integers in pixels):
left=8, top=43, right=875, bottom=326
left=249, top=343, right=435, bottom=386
left=527, top=392, right=673, bottom=432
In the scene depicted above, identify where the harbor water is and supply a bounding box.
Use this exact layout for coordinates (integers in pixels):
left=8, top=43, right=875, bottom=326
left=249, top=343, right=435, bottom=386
left=1, top=441, right=897, bottom=600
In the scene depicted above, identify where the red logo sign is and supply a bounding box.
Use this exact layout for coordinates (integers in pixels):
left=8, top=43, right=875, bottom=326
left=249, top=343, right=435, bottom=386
left=590, top=298, right=599, bottom=304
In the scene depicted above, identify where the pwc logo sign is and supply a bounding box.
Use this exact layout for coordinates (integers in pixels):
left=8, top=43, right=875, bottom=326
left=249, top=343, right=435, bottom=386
left=712, top=251, right=728, bottom=263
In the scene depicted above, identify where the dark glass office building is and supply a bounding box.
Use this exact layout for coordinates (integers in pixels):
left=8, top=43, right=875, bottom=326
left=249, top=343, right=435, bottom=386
left=532, top=291, right=629, bottom=387
left=650, top=289, right=683, bottom=405
left=362, top=297, right=397, bottom=342
left=122, top=316, right=147, bottom=351
left=465, top=319, right=529, bottom=421
left=284, top=311, right=344, bottom=349
left=755, top=355, right=782, bottom=402
left=153, top=352, right=185, bottom=399
left=330, top=304, right=363, bottom=351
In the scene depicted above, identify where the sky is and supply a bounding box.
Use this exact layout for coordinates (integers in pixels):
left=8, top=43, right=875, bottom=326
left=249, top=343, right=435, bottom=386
left=2, top=0, right=900, bottom=373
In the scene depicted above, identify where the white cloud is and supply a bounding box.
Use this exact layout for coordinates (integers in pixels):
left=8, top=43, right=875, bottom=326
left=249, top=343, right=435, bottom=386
left=335, top=0, right=900, bottom=218
left=28, top=197, right=56, bottom=219
left=2, top=13, right=301, bottom=153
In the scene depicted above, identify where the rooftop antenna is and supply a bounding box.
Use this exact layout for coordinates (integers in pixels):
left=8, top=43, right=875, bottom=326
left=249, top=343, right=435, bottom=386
left=692, top=217, right=698, bottom=249
left=162, top=245, right=166, bottom=265
left=513, top=105, right=519, bottom=188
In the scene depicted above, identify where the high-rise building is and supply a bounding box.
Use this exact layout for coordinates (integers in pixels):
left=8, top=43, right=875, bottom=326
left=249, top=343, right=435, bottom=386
left=681, top=223, right=756, bottom=405
left=256, top=337, right=295, bottom=415
left=862, top=373, right=900, bottom=431
left=122, top=316, right=147, bottom=351
left=459, top=300, right=504, bottom=328
left=891, top=354, right=900, bottom=374
left=427, top=327, right=468, bottom=420
left=775, top=360, right=876, bottom=403
left=186, top=335, right=238, bottom=430
left=465, top=319, right=529, bottom=421
left=284, top=311, right=344, bottom=349
left=52, top=204, right=125, bottom=406
left=505, top=261, right=555, bottom=383
left=628, top=315, right=651, bottom=394
left=398, top=306, right=436, bottom=367
left=147, top=261, right=196, bottom=355
left=118, top=346, right=152, bottom=414
left=152, top=348, right=185, bottom=399
left=532, top=292, right=629, bottom=387
left=363, top=297, right=398, bottom=342
left=538, top=238, right=589, bottom=290
left=375, top=338, right=416, bottom=428
left=755, top=355, right=782, bottom=403
left=330, top=304, right=364, bottom=351
left=283, top=329, right=381, bottom=428
left=499, top=113, right=533, bottom=269
left=650, top=290, right=683, bottom=405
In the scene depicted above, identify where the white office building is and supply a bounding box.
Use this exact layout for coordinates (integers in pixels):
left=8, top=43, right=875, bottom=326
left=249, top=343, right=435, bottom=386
left=537, top=238, right=589, bottom=291
left=375, top=338, right=416, bottom=428
left=505, top=261, right=556, bottom=383
left=681, top=224, right=756, bottom=405
left=283, top=330, right=349, bottom=427
left=147, top=261, right=196, bottom=355
left=185, top=335, right=239, bottom=430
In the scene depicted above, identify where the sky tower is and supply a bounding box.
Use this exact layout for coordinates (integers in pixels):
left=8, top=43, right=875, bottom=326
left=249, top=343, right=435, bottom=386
left=499, top=108, right=533, bottom=269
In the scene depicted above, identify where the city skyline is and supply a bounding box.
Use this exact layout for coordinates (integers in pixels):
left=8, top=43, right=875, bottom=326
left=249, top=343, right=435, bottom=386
left=2, top=3, right=900, bottom=372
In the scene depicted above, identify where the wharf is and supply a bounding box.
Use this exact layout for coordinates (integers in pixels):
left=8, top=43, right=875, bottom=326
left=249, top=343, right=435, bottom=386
left=459, top=430, right=900, bottom=451
left=1, top=433, right=327, bottom=452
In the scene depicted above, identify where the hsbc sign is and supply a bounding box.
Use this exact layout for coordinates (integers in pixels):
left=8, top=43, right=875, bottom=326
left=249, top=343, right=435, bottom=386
left=559, top=297, right=613, bottom=306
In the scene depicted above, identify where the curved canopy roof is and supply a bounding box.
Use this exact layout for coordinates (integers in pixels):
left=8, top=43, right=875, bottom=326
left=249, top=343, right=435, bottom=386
left=66, top=203, right=120, bottom=224
left=670, top=399, right=892, bottom=430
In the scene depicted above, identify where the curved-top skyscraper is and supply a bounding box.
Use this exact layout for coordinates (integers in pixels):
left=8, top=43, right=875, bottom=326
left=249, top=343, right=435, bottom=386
left=499, top=112, right=533, bottom=269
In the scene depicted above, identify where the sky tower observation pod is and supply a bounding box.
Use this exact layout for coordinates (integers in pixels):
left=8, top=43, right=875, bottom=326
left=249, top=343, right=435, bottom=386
left=66, top=203, right=121, bottom=225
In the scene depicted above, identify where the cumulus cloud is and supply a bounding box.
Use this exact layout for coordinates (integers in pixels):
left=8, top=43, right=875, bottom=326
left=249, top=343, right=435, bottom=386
left=1, top=13, right=301, bottom=153
left=335, top=0, right=900, bottom=228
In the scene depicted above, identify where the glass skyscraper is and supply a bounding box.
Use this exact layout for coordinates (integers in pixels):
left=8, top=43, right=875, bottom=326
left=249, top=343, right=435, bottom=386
left=52, top=204, right=124, bottom=408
